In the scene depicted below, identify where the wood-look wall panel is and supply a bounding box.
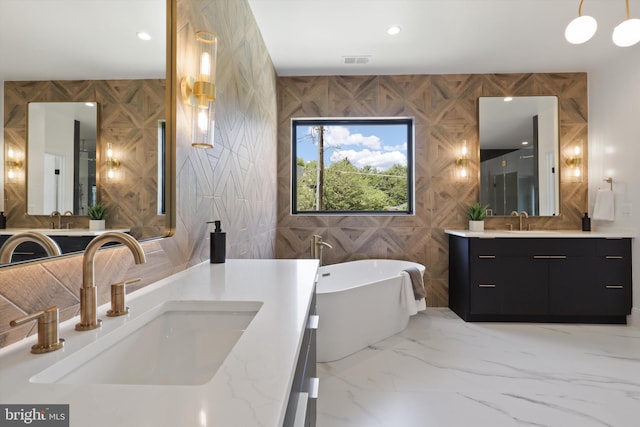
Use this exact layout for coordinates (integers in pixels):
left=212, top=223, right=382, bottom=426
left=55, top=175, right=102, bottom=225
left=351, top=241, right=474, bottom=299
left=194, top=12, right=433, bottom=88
left=277, top=73, right=588, bottom=306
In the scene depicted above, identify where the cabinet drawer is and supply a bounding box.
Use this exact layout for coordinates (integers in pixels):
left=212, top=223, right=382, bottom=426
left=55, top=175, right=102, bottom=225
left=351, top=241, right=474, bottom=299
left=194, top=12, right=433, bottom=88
left=595, top=238, right=631, bottom=258
left=470, top=238, right=595, bottom=258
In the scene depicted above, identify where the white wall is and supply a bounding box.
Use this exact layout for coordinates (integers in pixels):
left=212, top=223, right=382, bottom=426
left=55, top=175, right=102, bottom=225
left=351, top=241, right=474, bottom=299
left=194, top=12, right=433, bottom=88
left=588, top=52, right=640, bottom=317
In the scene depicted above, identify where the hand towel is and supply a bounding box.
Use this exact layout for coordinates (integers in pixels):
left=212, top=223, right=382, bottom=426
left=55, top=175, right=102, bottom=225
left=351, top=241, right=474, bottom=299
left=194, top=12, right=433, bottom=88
left=401, top=268, right=427, bottom=316
left=593, top=188, right=615, bottom=221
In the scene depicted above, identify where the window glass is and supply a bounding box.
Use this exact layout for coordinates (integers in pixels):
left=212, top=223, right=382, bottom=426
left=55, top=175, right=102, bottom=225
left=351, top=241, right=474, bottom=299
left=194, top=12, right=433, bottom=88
left=292, top=118, right=414, bottom=214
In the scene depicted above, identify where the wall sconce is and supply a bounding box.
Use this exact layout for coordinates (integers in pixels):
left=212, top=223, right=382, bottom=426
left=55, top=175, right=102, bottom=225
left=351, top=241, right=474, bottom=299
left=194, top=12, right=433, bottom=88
left=5, top=147, right=23, bottom=181
left=455, top=140, right=470, bottom=181
left=106, top=143, right=120, bottom=179
left=565, top=142, right=583, bottom=181
left=181, top=30, right=218, bottom=149
left=566, top=0, right=640, bottom=47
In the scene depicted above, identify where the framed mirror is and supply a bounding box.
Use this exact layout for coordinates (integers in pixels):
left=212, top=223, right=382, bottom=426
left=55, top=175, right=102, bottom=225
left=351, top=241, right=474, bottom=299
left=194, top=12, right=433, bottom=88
left=27, top=102, right=98, bottom=216
left=479, top=96, right=560, bottom=217
left=0, top=0, right=175, bottom=264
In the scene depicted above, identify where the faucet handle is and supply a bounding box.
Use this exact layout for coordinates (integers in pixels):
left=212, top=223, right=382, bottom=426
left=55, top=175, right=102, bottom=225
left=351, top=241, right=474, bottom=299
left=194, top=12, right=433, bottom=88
left=10, top=306, right=64, bottom=354
left=106, top=278, right=141, bottom=317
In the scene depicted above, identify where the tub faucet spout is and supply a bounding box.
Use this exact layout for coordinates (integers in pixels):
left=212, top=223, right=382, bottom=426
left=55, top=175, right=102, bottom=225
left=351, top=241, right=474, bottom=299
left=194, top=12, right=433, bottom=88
left=311, top=234, right=333, bottom=265
left=76, top=232, right=146, bottom=331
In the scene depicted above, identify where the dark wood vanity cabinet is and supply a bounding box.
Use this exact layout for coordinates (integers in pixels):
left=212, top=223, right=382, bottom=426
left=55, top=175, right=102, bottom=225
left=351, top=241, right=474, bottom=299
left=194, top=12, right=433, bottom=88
left=449, top=236, right=632, bottom=323
left=283, top=290, right=318, bottom=427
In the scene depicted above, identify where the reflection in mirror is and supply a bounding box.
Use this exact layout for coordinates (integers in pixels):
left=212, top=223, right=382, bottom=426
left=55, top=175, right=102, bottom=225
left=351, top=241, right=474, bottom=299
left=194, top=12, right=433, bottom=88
left=0, top=0, right=175, bottom=266
left=479, top=96, right=560, bottom=216
left=27, top=102, right=98, bottom=216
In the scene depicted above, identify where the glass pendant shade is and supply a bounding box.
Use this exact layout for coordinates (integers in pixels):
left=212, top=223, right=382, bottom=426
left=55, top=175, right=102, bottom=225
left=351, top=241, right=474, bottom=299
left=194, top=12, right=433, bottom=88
left=612, top=18, right=640, bottom=46
left=565, top=15, right=597, bottom=44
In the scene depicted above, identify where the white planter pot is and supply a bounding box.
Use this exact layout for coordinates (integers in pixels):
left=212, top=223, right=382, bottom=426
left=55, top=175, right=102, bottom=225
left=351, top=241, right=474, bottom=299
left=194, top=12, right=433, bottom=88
left=89, top=219, right=105, bottom=230
left=469, top=220, right=484, bottom=232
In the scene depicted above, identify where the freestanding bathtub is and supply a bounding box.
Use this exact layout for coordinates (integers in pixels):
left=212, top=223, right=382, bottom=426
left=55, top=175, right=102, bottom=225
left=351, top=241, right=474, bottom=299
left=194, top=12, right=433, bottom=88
left=316, top=259, right=426, bottom=362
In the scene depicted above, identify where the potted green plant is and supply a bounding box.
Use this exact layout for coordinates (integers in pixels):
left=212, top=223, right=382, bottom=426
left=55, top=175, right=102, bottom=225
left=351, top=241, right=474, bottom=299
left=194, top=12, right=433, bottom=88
left=466, top=202, right=488, bottom=232
left=87, top=202, right=107, bottom=230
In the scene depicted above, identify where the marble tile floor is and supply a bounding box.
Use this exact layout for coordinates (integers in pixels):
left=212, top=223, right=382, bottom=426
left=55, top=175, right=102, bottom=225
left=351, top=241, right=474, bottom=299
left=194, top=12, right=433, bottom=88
left=317, top=308, right=640, bottom=427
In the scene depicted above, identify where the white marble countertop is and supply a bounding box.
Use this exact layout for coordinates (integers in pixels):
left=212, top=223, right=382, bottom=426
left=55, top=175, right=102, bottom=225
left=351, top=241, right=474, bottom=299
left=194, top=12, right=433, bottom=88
left=0, top=228, right=131, bottom=236
left=0, top=259, right=319, bottom=427
left=445, top=229, right=636, bottom=238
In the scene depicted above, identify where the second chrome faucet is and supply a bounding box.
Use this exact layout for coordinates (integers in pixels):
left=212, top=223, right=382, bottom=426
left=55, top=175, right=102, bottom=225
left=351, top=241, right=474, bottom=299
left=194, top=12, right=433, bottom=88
left=76, top=232, right=146, bottom=331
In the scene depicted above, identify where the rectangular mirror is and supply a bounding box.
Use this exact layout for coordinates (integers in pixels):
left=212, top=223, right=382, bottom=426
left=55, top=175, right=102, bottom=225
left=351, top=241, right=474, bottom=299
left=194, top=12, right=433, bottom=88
left=479, top=96, right=560, bottom=216
left=27, top=102, right=98, bottom=216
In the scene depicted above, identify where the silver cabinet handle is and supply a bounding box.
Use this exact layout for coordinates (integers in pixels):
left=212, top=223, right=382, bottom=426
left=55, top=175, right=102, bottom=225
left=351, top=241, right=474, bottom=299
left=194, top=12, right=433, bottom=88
left=309, top=377, right=320, bottom=399
left=606, top=256, right=624, bottom=259
left=292, top=393, right=309, bottom=427
left=605, top=285, right=624, bottom=289
left=307, top=315, right=319, bottom=330
left=533, top=255, right=567, bottom=259
left=478, top=255, right=496, bottom=259
left=478, top=284, right=497, bottom=288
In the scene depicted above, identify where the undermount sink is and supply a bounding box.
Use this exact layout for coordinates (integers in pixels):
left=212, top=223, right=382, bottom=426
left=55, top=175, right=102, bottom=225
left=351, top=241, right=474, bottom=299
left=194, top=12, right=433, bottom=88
left=31, top=300, right=262, bottom=386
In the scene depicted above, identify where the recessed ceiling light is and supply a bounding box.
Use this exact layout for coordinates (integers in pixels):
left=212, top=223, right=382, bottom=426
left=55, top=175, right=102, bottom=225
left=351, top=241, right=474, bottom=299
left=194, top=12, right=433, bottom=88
left=137, top=32, right=152, bottom=41
left=504, top=97, right=513, bottom=102
left=387, top=26, right=401, bottom=36
left=522, top=141, right=529, bottom=145
left=85, top=102, right=95, bottom=107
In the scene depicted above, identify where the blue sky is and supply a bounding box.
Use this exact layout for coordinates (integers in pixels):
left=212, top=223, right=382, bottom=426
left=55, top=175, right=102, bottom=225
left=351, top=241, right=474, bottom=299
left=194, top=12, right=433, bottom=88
left=296, top=124, right=408, bottom=171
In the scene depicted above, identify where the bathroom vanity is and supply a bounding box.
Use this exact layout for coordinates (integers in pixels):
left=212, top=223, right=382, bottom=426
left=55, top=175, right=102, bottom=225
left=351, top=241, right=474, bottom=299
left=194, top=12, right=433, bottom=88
left=0, top=259, right=319, bottom=427
left=446, top=230, right=634, bottom=323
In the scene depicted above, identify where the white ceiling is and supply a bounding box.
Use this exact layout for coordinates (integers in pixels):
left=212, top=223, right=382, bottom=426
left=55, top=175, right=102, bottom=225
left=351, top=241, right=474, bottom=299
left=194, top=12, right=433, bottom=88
left=247, top=0, right=640, bottom=76
left=1, top=0, right=638, bottom=81
left=0, top=0, right=165, bottom=81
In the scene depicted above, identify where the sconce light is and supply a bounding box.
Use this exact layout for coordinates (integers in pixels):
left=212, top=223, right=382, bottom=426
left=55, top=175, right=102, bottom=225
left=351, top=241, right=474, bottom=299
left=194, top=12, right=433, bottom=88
left=565, top=0, right=640, bottom=47
left=455, top=140, right=470, bottom=180
left=565, top=142, right=583, bottom=181
left=181, top=30, right=218, bottom=149
left=106, top=143, right=120, bottom=179
left=5, top=147, right=23, bottom=181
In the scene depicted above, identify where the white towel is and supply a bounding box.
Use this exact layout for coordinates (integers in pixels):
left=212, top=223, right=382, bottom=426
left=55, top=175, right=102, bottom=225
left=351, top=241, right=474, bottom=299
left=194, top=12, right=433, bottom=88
left=593, top=188, right=615, bottom=221
left=401, top=271, right=427, bottom=316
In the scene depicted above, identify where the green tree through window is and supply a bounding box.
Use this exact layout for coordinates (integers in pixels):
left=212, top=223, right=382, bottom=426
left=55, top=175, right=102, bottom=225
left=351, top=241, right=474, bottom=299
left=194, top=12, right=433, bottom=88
left=292, top=118, right=413, bottom=214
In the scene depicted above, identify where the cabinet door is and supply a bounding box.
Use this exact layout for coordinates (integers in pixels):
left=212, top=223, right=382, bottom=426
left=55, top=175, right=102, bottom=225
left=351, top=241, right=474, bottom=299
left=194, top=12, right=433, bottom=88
left=549, top=257, right=597, bottom=315
left=469, top=256, right=547, bottom=315
left=550, top=241, right=632, bottom=317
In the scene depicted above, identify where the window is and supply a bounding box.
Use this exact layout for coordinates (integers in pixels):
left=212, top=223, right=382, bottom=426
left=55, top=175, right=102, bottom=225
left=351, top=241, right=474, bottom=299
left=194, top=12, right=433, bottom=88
left=292, top=118, right=414, bottom=214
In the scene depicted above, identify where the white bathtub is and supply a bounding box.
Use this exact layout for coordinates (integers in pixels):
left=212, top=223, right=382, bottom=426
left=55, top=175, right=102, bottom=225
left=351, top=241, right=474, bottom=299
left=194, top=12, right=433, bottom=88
left=316, top=259, right=426, bottom=362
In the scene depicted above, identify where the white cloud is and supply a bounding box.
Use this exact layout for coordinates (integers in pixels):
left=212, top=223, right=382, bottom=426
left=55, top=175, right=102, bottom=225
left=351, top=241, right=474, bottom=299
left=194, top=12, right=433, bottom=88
left=330, top=149, right=407, bottom=171
left=324, top=126, right=382, bottom=150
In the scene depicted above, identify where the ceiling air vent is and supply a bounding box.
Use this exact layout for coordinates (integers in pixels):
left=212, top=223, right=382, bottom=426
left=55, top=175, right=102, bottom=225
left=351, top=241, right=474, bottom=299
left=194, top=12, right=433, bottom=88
left=343, top=56, right=371, bottom=65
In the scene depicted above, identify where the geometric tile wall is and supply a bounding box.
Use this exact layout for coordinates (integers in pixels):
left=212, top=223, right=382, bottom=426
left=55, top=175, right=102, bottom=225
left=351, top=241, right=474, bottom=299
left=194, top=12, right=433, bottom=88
left=276, top=73, right=588, bottom=307
left=3, top=78, right=166, bottom=240
left=0, top=0, right=278, bottom=349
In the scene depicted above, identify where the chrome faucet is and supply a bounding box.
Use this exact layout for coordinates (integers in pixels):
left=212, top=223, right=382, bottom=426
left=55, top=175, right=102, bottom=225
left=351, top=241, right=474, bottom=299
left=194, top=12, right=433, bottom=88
left=50, top=210, right=62, bottom=229
left=0, top=231, right=62, bottom=264
left=310, top=234, right=333, bottom=266
left=76, top=232, right=146, bottom=331
left=510, top=210, right=529, bottom=230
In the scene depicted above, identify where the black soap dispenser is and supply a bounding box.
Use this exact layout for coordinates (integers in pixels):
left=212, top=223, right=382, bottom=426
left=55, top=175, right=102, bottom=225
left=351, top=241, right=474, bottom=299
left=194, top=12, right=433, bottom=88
left=582, top=212, right=591, bottom=232
left=0, top=212, right=5, bottom=229
left=208, top=220, right=226, bottom=263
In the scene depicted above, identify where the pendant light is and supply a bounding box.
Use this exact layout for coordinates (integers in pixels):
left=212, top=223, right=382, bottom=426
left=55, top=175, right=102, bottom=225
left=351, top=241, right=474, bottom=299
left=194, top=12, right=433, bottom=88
left=612, top=0, right=640, bottom=47
left=565, top=0, right=597, bottom=44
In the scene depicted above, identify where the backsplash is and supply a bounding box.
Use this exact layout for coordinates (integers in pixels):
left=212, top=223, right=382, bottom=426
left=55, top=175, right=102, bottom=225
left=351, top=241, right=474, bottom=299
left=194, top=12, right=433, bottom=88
left=0, top=0, right=278, bottom=349
left=276, top=73, right=588, bottom=306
